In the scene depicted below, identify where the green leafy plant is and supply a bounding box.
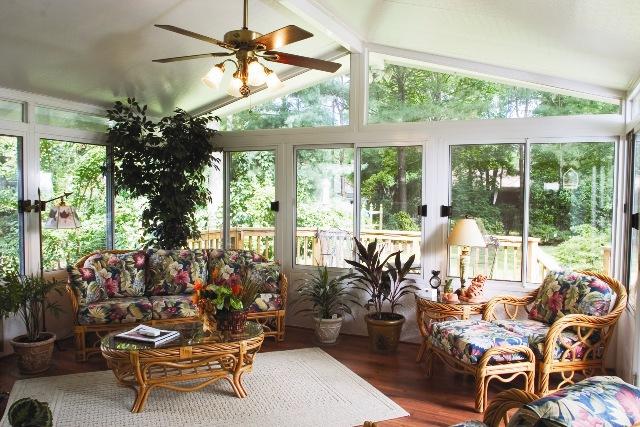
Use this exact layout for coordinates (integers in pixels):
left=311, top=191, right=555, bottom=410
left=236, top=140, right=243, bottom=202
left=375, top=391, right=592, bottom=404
left=7, top=397, right=53, bottom=427
left=0, top=259, right=62, bottom=342
left=345, top=238, right=417, bottom=319
left=295, top=266, right=353, bottom=320
left=106, top=98, right=221, bottom=249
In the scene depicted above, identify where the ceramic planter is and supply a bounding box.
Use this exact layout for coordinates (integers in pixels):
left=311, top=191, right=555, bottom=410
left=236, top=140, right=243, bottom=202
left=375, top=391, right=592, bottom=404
left=313, top=316, right=343, bottom=344
left=364, top=313, right=405, bottom=354
left=10, top=332, right=56, bottom=374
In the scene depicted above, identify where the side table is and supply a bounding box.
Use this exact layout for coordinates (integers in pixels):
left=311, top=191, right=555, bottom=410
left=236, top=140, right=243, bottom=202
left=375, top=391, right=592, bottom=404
left=415, top=293, right=486, bottom=363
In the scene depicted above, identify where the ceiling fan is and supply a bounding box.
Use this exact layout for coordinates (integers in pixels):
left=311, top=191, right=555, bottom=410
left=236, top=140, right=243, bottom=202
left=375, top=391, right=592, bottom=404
left=153, top=0, right=342, bottom=98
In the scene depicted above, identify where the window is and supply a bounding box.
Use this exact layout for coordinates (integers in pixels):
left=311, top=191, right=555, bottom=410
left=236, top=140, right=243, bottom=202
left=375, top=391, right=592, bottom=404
left=449, top=144, right=524, bottom=281
left=114, top=192, right=148, bottom=248
left=36, top=106, right=108, bottom=132
left=228, top=150, right=276, bottom=259
left=0, top=100, right=24, bottom=122
left=368, top=53, right=620, bottom=124
left=219, top=73, right=350, bottom=131
left=0, top=136, right=22, bottom=266
left=528, top=142, right=614, bottom=284
left=40, top=139, right=107, bottom=270
left=296, top=147, right=354, bottom=267
left=360, top=146, right=422, bottom=269
left=630, top=133, right=640, bottom=309
left=191, top=154, right=224, bottom=250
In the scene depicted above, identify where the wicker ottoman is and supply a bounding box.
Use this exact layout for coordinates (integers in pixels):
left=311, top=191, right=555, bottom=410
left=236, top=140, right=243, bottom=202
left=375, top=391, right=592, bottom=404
left=424, top=319, right=535, bottom=412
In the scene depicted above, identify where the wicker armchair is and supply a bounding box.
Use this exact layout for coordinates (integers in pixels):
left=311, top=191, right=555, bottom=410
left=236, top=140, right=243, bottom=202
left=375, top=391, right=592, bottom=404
left=482, top=271, right=626, bottom=395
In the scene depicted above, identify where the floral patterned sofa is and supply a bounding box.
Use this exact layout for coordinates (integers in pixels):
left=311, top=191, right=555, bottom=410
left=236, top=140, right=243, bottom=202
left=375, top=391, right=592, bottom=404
left=67, top=248, right=287, bottom=361
left=450, top=376, right=640, bottom=427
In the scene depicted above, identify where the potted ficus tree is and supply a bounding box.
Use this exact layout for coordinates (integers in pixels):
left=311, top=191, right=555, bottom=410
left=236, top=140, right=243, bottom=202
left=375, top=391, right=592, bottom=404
left=0, top=259, right=62, bottom=374
left=294, top=266, right=353, bottom=345
left=345, top=238, right=417, bottom=354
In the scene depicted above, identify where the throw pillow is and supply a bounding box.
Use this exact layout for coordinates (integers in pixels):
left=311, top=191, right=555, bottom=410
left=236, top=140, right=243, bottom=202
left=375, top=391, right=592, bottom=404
left=146, top=249, right=208, bottom=295
left=85, top=251, right=147, bottom=298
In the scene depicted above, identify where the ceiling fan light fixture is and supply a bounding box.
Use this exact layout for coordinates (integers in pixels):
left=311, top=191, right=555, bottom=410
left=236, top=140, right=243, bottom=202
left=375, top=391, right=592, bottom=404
left=201, top=63, right=225, bottom=89
left=247, top=59, right=267, bottom=86
left=228, top=72, right=244, bottom=97
left=265, top=68, right=284, bottom=90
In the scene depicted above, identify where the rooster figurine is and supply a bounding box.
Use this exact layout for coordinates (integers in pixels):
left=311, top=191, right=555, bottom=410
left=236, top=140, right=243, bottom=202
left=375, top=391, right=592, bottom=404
left=459, top=274, right=487, bottom=303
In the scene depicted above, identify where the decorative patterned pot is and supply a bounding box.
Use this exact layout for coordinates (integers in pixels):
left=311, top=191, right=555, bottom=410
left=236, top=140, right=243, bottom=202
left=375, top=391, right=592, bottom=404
left=313, top=316, right=343, bottom=345
left=10, top=332, right=56, bottom=374
left=216, top=309, right=249, bottom=334
left=364, top=313, right=405, bottom=354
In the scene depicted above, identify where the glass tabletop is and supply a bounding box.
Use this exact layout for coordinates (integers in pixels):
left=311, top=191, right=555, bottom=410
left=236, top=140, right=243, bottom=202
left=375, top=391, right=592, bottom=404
left=101, top=321, right=263, bottom=352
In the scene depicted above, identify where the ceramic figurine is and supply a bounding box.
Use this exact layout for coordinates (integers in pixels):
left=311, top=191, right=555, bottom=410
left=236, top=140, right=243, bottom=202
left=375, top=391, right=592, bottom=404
left=441, top=277, right=458, bottom=303
left=459, top=274, right=487, bottom=303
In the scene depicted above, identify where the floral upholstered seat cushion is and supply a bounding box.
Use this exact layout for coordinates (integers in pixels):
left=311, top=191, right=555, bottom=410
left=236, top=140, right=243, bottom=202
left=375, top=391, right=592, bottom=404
left=209, top=249, right=282, bottom=293
left=150, top=294, right=197, bottom=320
left=146, top=249, right=208, bottom=296
left=492, top=319, right=598, bottom=361
left=508, top=376, right=640, bottom=427
left=250, top=293, right=283, bottom=312
left=67, top=265, right=107, bottom=305
left=77, top=297, right=152, bottom=325
left=429, top=320, right=529, bottom=365
left=528, top=270, right=613, bottom=325
left=84, top=251, right=147, bottom=298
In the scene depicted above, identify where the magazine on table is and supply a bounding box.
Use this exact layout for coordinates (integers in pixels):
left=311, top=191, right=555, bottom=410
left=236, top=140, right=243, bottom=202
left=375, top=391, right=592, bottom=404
left=116, top=325, right=180, bottom=346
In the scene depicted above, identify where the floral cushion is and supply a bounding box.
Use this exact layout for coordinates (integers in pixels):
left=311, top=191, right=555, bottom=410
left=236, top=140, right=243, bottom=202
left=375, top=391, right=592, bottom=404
left=250, top=262, right=281, bottom=293
left=150, top=294, right=198, bottom=320
left=146, top=249, right=208, bottom=296
left=449, top=422, right=487, bottom=427
left=509, top=376, right=640, bottom=427
left=250, top=293, right=283, bottom=312
left=429, top=320, right=529, bottom=365
left=77, top=297, right=152, bottom=325
left=67, top=265, right=106, bottom=305
left=84, top=251, right=147, bottom=298
left=529, top=270, right=613, bottom=325
left=492, top=319, right=598, bottom=361
left=209, top=249, right=282, bottom=293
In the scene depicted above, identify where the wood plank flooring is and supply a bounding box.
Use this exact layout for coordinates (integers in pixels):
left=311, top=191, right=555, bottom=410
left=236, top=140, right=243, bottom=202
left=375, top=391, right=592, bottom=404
left=0, top=327, right=513, bottom=426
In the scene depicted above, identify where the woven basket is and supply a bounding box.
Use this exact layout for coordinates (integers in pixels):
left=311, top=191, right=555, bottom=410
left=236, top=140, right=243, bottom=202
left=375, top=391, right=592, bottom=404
left=216, top=309, right=249, bottom=334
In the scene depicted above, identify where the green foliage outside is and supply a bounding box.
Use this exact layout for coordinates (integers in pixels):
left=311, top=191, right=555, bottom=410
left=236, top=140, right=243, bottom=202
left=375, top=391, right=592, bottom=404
left=0, top=136, right=20, bottom=265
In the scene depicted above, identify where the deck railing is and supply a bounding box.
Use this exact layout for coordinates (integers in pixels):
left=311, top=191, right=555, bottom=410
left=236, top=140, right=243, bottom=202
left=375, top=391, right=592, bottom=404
left=189, top=227, right=610, bottom=281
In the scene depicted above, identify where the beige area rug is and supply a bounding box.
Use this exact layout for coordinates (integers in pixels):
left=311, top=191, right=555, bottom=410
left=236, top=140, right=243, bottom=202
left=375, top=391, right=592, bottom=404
left=1, top=348, right=408, bottom=427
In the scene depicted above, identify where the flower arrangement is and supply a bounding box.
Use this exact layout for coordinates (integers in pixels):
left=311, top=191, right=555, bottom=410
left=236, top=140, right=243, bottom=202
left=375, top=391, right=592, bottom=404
left=192, top=265, right=261, bottom=332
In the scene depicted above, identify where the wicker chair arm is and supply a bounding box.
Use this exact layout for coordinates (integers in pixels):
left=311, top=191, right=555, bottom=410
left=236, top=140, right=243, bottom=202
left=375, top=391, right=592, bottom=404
left=483, top=291, right=538, bottom=320
left=279, top=272, right=289, bottom=309
left=483, top=388, right=539, bottom=427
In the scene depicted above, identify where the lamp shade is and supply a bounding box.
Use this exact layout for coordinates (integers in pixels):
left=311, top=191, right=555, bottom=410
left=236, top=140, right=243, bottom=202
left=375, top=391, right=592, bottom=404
left=448, top=218, right=486, bottom=247
left=44, top=203, right=81, bottom=229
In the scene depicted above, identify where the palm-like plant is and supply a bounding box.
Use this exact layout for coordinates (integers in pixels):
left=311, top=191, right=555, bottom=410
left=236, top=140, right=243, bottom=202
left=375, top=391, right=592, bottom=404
left=295, top=266, right=353, bottom=319
left=345, top=238, right=417, bottom=319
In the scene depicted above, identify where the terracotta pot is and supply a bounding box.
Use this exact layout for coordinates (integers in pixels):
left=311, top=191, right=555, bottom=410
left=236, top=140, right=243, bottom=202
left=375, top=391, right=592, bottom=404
left=364, top=313, right=405, bottom=354
left=313, top=316, right=343, bottom=345
left=216, top=309, right=249, bottom=334
left=10, top=332, right=56, bottom=375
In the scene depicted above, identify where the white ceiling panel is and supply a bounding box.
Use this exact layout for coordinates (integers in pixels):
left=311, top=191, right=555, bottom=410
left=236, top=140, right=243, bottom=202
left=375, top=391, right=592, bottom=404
left=0, top=0, right=341, bottom=115
left=317, top=0, right=640, bottom=91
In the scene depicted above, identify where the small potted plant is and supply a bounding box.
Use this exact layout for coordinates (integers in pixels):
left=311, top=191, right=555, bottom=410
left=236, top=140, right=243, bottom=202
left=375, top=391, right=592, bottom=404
left=294, top=266, right=353, bottom=345
left=7, top=397, right=53, bottom=427
left=194, top=265, right=261, bottom=334
left=345, top=239, right=418, bottom=354
left=0, top=259, right=62, bottom=374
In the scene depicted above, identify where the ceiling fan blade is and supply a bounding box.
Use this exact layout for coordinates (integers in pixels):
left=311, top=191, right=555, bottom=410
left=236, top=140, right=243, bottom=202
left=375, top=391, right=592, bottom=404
left=252, top=25, right=313, bottom=50
left=155, top=24, right=233, bottom=49
left=153, top=52, right=233, bottom=63
left=264, top=51, right=342, bottom=73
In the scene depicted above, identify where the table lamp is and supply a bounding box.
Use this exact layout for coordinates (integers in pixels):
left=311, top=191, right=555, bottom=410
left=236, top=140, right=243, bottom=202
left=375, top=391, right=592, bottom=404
left=448, top=217, right=486, bottom=290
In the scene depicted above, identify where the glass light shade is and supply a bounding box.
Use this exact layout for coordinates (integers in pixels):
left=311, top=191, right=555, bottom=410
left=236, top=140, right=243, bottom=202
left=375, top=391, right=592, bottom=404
left=448, top=218, right=486, bottom=247
left=265, top=70, right=283, bottom=89
left=247, top=60, right=267, bottom=86
left=44, top=203, right=81, bottom=229
left=201, top=64, right=225, bottom=89
left=227, top=76, right=243, bottom=97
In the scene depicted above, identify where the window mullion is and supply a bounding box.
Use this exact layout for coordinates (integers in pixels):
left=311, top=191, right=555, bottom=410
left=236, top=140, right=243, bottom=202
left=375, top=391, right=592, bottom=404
left=522, top=138, right=531, bottom=287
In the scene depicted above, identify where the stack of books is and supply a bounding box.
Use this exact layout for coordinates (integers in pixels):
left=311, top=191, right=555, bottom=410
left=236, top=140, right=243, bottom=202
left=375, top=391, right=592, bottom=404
left=116, top=325, right=180, bottom=347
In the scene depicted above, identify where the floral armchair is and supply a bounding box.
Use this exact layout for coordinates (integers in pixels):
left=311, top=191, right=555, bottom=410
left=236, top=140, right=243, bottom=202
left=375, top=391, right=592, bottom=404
left=482, top=270, right=626, bottom=395
left=451, top=376, right=640, bottom=427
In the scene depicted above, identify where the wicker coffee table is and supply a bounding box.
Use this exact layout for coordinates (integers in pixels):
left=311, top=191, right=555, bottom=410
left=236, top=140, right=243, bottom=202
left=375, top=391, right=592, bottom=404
left=101, top=321, right=264, bottom=413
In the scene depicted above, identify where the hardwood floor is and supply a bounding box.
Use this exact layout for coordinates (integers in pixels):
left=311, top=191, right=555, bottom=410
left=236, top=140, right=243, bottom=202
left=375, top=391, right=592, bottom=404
left=0, top=327, right=516, bottom=426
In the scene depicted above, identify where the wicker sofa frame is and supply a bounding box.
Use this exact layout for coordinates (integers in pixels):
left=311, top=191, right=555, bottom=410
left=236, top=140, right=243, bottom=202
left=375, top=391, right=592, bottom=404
left=67, top=250, right=288, bottom=362
left=482, top=270, right=626, bottom=395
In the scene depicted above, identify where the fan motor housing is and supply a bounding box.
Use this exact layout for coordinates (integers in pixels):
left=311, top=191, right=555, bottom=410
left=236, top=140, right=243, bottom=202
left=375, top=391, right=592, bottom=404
left=224, top=29, right=263, bottom=48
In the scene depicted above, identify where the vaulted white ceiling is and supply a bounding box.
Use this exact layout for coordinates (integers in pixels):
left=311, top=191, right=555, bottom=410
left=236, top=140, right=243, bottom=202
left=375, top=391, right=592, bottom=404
left=316, top=0, right=640, bottom=92
left=0, top=0, right=342, bottom=115
left=0, top=0, right=638, bottom=116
